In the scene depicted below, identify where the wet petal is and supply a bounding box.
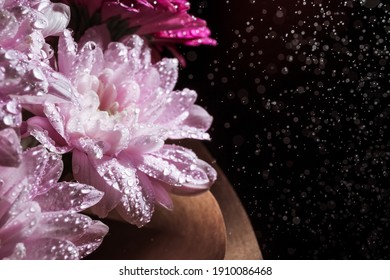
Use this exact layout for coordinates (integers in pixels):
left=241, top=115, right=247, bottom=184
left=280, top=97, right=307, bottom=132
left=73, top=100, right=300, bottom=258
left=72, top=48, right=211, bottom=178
left=126, top=135, right=164, bottom=154
left=72, top=150, right=122, bottom=217
left=182, top=104, right=213, bottom=132
left=33, top=182, right=104, bottom=212
left=90, top=156, right=154, bottom=227
left=58, top=29, right=77, bottom=76
left=137, top=144, right=217, bottom=194
left=152, top=179, right=173, bottom=210
left=21, top=239, right=79, bottom=260
left=72, top=220, right=109, bottom=258
left=36, top=212, right=92, bottom=240
left=156, top=88, right=197, bottom=125
left=27, top=116, right=70, bottom=154
left=40, top=3, right=70, bottom=37
left=0, top=128, right=22, bottom=167
left=0, top=201, right=41, bottom=246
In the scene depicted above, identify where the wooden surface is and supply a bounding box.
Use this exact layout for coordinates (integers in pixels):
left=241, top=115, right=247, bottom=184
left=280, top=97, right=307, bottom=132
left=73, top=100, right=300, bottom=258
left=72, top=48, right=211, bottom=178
left=87, top=140, right=262, bottom=260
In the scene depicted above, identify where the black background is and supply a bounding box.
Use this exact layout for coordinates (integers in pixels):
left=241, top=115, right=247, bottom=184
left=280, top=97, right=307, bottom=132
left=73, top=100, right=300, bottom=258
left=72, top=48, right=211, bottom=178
left=177, top=0, right=390, bottom=259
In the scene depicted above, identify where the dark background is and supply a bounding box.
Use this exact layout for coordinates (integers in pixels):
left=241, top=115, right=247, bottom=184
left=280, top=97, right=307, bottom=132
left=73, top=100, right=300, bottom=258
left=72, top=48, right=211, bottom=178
left=177, top=0, right=390, bottom=259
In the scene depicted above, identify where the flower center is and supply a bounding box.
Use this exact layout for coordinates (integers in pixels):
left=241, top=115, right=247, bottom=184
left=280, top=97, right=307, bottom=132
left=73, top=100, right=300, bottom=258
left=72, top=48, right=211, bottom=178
left=96, top=70, right=140, bottom=116
left=97, top=81, right=120, bottom=115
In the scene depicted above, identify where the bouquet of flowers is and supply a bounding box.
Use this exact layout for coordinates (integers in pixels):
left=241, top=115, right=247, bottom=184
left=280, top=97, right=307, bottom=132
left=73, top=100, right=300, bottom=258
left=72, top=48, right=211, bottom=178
left=0, top=0, right=216, bottom=260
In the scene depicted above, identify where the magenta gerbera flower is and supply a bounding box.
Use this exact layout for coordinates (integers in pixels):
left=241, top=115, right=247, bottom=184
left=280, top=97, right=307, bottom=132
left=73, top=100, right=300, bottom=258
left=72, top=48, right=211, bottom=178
left=0, top=146, right=108, bottom=259
left=25, top=30, right=216, bottom=227
left=58, top=0, right=216, bottom=63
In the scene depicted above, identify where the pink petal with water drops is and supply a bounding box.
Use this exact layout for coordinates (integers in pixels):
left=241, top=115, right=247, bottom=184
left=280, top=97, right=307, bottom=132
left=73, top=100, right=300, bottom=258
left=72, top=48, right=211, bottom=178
left=125, top=135, right=164, bottom=155
left=33, top=182, right=104, bottom=212
left=35, top=212, right=94, bottom=240
left=182, top=104, right=213, bottom=131
left=19, top=239, right=79, bottom=260
left=166, top=105, right=213, bottom=140
left=153, top=88, right=197, bottom=126
left=137, top=144, right=217, bottom=194
left=0, top=146, right=108, bottom=259
left=150, top=177, right=173, bottom=210
left=25, top=147, right=65, bottom=198
left=26, top=116, right=71, bottom=154
left=0, top=128, right=22, bottom=167
left=89, top=156, right=154, bottom=227
left=57, top=29, right=77, bottom=76
left=72, top=150, right=123, bottom=217
left=39, top=2, right=70, bottom=37
left=71, top=220, right=109, bottom=258
left=0, top=201, right=41, bottom=249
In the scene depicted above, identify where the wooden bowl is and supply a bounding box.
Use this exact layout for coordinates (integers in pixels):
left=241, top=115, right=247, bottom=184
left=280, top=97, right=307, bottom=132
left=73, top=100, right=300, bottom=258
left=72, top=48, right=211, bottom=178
left=86, top=140, right=262, bottom=260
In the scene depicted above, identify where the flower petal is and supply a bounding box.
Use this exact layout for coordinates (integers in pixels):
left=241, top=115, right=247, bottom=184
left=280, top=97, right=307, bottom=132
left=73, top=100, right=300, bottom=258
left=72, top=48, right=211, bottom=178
left=58, top=29, right=77, bottom=76
left=72, top=150, right=122, bottom=217
left=21, top=239, right=79, bottom=260
left=151, top=178, right=173, bottom=210
left=182, top=104, right=213, bottom=132
left=0, top=146, right=62, bottom=201
left=125, top=135, right=164, bottom=154
left=27, top=116, right=71, bottom=154
left=24, top=147, right=64, bottom=198
left=36, top=212, right=93, bottom=240
left=0, top=201, right=41, bottom=248
left=90, top=156, right=155, bottom=227
left=33, top=182, right=104, bottom=212
left=137, top=144, right=217, bottom=194
left=156, top=88, right=196, bottom=125
left=0, top=128, right=22, bottom=167
left=72, top=220, right=109, bottom=258
left=114, top=170, right=155, bottom=227
left=40, top=3, right=70, bottom=37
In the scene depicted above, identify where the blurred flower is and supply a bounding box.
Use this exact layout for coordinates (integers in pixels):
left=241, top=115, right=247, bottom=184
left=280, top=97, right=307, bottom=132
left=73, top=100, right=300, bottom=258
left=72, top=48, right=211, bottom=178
left=57, top=0, right=216, bottom=64
left=0, top=146, right=108, bottom=259
left=0, top=0, right=73, bottom=166
left=25, top=30, right=217, bottom=227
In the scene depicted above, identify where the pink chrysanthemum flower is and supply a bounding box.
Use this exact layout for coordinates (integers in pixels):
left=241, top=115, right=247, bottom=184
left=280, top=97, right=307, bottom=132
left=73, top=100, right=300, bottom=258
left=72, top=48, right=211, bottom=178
left=25, top=30, right=216, bottom=227
left=0, top=146, right=108, bottom=259
left=58, top=0, right=216, bottom=63
left=0, top=0, right=73, bottom=166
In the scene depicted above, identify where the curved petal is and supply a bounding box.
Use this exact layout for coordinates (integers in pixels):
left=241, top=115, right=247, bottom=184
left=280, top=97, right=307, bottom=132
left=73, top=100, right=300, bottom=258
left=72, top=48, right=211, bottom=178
left=152, top=178, right=173, bottom=210
left=89, top=156, right=154, bottom=227
left=26, top=116, right=70, bottom=154
left=36, top=212, right=94, bottom=241
left=182, top=104, right=213, bottom=132
left=155, top=58, right=178, bottom=93
left=72, top=150, right=123, bottom=218
left=125, top=135, right=164, bottom=155
left=0, top=146, right=63, bottom=200
left=43, top=103, right=69, bottom=143
left=21, top=238, right=79, bottom=260
left=58, top=29, right=77, bottom=76
left=0, top=201, right=41, bottom=247
left=33, top=182, right=104, bottom=212
left=137, top=144, right=217, bottom=194
left=72, top=220, right=109, bottom=258
left=40, top=3, right=70, bottom=37
left=0, top=128, right=22, bottom=167
left=155, top=88, right=196, bottom=125
left=71, top=41, right=104, bottom=79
